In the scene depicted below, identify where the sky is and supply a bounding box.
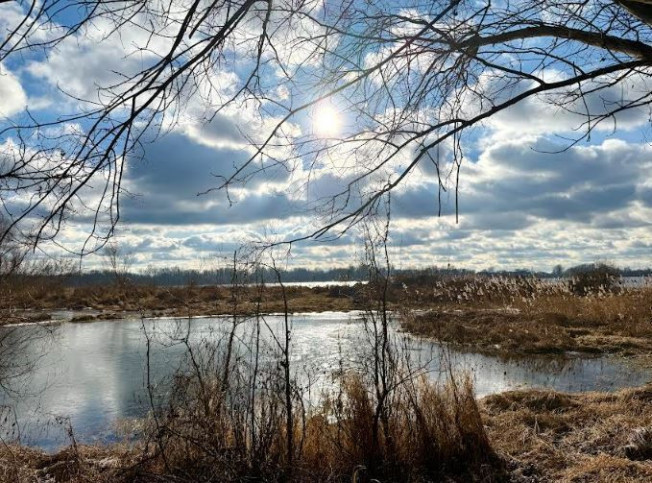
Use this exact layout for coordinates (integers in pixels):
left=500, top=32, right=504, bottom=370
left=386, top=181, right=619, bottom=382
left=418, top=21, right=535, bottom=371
left=1, top=1, right=651, bottom=273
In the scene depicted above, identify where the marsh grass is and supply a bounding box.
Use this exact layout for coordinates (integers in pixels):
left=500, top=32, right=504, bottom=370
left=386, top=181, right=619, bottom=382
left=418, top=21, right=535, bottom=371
left=133, top=234, right=502, bottom=482
left=400, top=275, right=652, bottom=359
left=116, top=281, right=503, bottom=483
left=5, top=383, right=652, bottom=482
left=0, top=250, right=505, bottom=482
left=1, top=263, right=651, bottom=481
left=0, top=375, right=500, bottom=482
left=132, top=369, right=500, bottom=482
left=483, top=385, right=652, bottom=482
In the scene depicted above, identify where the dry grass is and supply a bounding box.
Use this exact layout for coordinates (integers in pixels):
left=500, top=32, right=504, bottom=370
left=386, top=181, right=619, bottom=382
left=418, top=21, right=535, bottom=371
left=300, top=375, right=500, bottom=481
left=0, top=376, right=502, bottom=482
left=7, top=385, right=652, bottom=482
left=400, top=277, right=652, bottom=363
left=0, top=283, right=361, bottom=324
left=131, top=366, right=502, bottom=482
left=0, top=443, right=144, bottom=482
left=483, top=385, right=652, bottom=482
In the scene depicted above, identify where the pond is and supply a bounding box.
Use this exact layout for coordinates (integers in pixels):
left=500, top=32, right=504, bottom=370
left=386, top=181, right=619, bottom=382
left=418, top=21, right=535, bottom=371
left=0, top=312, right=649, bottom=451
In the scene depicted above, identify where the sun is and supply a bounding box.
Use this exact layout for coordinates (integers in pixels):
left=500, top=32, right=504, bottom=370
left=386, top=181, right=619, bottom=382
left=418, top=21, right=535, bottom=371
left=312, top=102, right=341, bottom=138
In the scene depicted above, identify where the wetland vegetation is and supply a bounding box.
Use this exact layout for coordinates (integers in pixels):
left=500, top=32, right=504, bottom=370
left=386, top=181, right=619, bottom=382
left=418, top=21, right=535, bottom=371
left=0, top=262, right=651, bottom=482
left=2, top=0, right=652, bottom=480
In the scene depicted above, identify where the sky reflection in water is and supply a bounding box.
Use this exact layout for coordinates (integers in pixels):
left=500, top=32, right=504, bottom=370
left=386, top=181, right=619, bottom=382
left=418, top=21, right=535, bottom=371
left=0, top=312, right=648, bottom=451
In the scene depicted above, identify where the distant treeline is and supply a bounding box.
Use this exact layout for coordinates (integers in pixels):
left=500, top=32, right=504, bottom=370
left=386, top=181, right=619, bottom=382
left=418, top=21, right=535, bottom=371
left=64, top=266, right=369, bottom=287
left=52, top=263, right=652, bottom=287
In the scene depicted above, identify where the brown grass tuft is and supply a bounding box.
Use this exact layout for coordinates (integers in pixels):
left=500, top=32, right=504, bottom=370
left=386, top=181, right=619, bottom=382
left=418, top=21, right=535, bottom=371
left=483, top=385, right=652, bottom=481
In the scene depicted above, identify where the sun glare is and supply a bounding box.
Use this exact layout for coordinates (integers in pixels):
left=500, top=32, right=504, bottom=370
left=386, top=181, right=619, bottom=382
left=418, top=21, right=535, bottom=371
left=313, top=103, right=341, bottom=138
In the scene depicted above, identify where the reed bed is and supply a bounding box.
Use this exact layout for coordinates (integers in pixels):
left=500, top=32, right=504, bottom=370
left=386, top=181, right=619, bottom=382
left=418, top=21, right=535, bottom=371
left=399, top=275, right=652, bottom=361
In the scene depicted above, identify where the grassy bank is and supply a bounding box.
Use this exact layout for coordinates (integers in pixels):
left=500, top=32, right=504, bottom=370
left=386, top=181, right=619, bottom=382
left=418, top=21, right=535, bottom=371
left=483, top=385, right=652, bottom=482
left=3, top=384, right=652, bottom=482
left=2, top=275, right=652, bottom=365
left=392, top=274, right=651, bottom=366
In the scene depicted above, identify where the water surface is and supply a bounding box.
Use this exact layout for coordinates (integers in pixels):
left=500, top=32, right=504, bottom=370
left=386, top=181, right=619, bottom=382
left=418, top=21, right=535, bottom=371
left=0, top=312, right=648, bottom=450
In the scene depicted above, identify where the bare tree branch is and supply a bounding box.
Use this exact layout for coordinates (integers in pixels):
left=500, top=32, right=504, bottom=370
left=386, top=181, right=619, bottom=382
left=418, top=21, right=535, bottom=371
left=0, top=0, right=650, bottom=250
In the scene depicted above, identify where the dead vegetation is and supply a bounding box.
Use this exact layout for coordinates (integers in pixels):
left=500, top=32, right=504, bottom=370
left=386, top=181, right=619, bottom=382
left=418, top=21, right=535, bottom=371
left=0, top=377, right=501, bottom=482
left=483, top=385, right=652, bottom=482
left=399, top=275, right=652, bottom=364
left=135, top=374, right=500, bottom=482
left=0, top=443, right=142, bottom=483
left=5, top=384, right=652, bottom=482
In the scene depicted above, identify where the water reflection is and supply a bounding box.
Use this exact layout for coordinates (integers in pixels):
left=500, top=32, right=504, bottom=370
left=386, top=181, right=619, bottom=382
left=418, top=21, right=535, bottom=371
left=0, top=313, right=648, bottom=450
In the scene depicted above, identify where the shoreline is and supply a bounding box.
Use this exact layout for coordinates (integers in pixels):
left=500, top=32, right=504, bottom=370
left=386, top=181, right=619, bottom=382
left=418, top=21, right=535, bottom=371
left=2, top=279, right=651, bottom=480
left=3, top=384, right=652, bottom=481
left=3, top=280, right=652, bottom=368
left=0, top=307, right=367, bottom=327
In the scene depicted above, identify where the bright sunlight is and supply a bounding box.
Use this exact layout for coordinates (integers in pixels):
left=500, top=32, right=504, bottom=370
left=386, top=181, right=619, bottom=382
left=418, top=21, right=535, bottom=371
left=312, top=102, right=341, bottom=138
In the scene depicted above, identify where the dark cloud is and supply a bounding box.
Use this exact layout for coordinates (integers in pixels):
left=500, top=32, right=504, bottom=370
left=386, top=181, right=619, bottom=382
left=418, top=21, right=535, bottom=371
left=192, top=114, right=247, bottom=145
left=387, top=137, right=651, bottom=242
left=392, top=183, right=447, bottom=219
left=638, top=186, right=652, bottom=207
left=123, top=189, right=300, bottom=225
left=129, top=132, right=291, bottom=195
left=132, top=237, right=179, bottom=252
left=122, top=132, right=300, bottom=225
left=182, top=235, right=243, bottom=254
left=467, top=212, right=531, bottom=231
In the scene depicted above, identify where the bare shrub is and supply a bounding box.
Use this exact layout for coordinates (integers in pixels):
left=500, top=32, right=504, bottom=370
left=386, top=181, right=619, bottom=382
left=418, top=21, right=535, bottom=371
left=131, top=233, right=502, bottom=481
left=568, top=263, right=622, bottom=296
left=139, top=342, right=499, bottom=481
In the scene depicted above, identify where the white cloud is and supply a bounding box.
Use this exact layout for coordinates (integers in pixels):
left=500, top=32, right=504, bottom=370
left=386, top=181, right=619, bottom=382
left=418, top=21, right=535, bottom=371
left=25, top=17, right=173, bottom=105
left=460, top=69, right=652, bottom=139
left=3, top=2, right=651, bottom=271
left=0, top=64, right=26, bottom=117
